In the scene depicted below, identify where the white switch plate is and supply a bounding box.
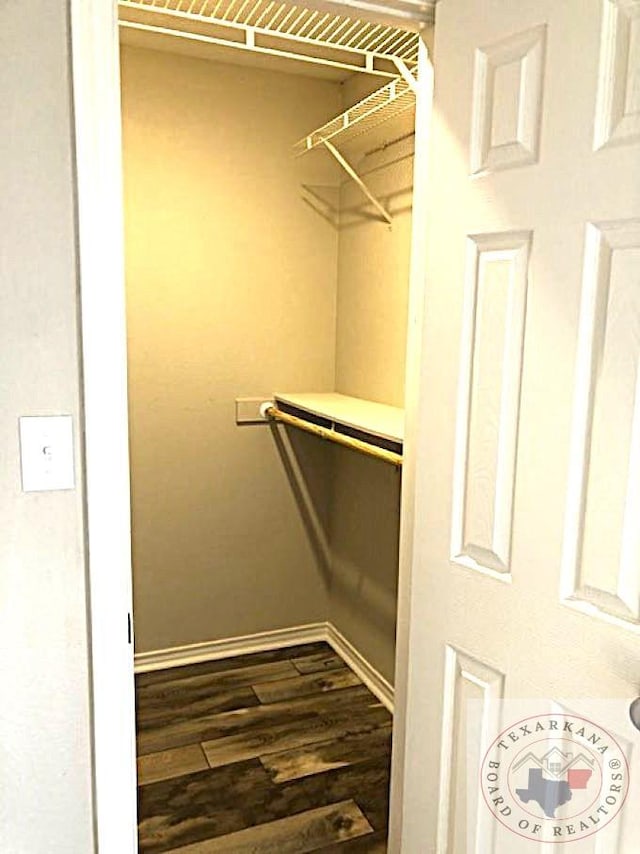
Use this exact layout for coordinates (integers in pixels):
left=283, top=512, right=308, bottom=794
left=19, top=415, right=75, bottom=492
left=235, top=397, right=272, bottom=424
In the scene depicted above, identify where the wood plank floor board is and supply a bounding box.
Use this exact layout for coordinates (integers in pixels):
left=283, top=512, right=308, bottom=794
left=136, top=643, right=332, bottom=688
left=291, top=652, right=346, bottom=675
left=256, top=756, right=391, bottom=844
left=200, top=705, right=392, bottom=769
left=137, top=744, right=209, bottom=786
left=316, top=830, right=388, bottom=852
left=260, top=724, right=393, bottom=783
left=137, top=685, right=261, bottom=733
left=136, top=659, right=311, bottom=733
left=138, top=756, right=389, bottom=853
left=137, top=685, right=378, bottom=756
left=252, top=669, right=362, bottom=704
left=161, top=800, right=373, bottom=853
left=137, top=659, right=299, bottom=701
left=138, top=759, right=274, bottom=852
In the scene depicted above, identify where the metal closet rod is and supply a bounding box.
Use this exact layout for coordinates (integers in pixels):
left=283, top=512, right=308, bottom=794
left=264, top=405, right=403, bottom=467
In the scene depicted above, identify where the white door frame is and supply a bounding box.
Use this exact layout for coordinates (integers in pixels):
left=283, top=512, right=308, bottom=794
left=71, top=1, right=138, bottom=851
left=70, top=2, right=434, bottom=850
left=388, top=33, right=434, bottom=853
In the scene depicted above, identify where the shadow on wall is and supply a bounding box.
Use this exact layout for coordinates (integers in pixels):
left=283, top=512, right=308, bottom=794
left=272, top=421, right=401, bottom=682
left=270, top=424, right=333, bottom=588
left=339, top=185, right=413, bottom=229
left=328, top=444, right=401, bottom=668
left=302, top=140, right=415, bottom=231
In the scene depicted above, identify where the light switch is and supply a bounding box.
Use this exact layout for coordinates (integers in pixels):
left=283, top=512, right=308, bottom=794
left=19, top=415, right=75, bottom=492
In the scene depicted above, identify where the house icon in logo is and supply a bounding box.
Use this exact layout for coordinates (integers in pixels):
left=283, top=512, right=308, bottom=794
left=513, top=748, right=595, bottom=789
left=542, top=747, right=571, bottom=775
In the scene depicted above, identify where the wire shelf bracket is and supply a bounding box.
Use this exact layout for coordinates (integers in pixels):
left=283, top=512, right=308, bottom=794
left=118, top=0, right=424, bottom=79
left=323, top=140, right=392, bottom=224
left=294, top=74, right=416, bottom=224
left=392, top=57, right=418, bottom=93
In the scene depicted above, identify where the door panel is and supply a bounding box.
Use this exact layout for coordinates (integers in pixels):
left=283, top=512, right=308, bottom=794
left=594, top=0, right=640, bottom=149
left=451, top=230, right=530, bottom=578
left=470, top=24, right=546, bottom=176
left=563, top=220, right=640, bottom=624
left=401, top=1, right=640, bottom=850
left=436, top=647, right=504, bottom=853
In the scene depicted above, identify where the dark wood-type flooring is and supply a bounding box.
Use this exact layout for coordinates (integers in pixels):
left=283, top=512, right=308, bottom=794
left=136, top=641, right=392, bottom=853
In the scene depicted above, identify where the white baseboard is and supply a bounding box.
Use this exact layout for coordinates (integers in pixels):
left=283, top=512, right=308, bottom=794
left=134, top=622, right=327, bottom=673
left=325, top=623, right=394, bottom=713
left=134, top=621, right=394, bottom=713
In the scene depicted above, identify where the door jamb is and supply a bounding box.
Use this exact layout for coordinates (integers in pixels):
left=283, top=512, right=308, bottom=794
left=71, top=1, right=138, bottom=851
left=388, top=35, right=434, bottom=853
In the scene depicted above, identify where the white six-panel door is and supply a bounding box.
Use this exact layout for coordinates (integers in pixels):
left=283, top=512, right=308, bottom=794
left=401, top=0, right=640, bottom=850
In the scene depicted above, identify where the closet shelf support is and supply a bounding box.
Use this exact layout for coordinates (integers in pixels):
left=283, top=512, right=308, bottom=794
left=392, top=58, right=419, bottom=94
left=264, top=405, right=403, bottom=467
left=323, top=140, right=392, bottom=225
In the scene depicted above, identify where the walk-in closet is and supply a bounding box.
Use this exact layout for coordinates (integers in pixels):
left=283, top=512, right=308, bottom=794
left=118, top=0, right=432, bottom=848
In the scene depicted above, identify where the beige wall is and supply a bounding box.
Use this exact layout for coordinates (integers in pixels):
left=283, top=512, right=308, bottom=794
left=121, top=47, right=413, bottom=683
left=0, top=1, right=95, bottom=851
left=328, top=448, right=402, bottom=682
left=328, top=77, right=415, bottom=684
left=121, top=47, right=342, bottom=652
left=334, top=76, right=414, bottom=408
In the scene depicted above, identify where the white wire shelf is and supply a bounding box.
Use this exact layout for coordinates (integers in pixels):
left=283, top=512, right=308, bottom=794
left=293, top=74, right=416, bottom=223
left=293, top=75, right=415, bottom=156
left=119, top=0, right=422, bottom=78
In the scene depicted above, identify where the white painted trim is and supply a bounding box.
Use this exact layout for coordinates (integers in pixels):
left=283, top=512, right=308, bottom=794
left=135, top=623, right=328, bottom=672
left=135, top=621, right=395, bottom=713
left=318, top=0, right=435, bottom=27
left=325, top=624, right=395, bottom=713
left=70, top=1, right=138, bottom=852
left=388, top=33, right=434, bottom=854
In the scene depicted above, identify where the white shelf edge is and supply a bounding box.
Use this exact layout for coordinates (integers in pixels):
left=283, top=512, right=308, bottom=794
left=273, top=391, right=404, bottom=444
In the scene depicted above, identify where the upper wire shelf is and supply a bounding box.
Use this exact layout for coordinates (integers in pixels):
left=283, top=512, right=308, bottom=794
left=293, top=75, right=415, bottom=156
left=119, top=0, right=422, bottom=77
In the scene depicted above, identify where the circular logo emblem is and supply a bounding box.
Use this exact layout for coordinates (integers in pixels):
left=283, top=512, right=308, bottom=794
left=481, top=714, right=629, bottom=843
